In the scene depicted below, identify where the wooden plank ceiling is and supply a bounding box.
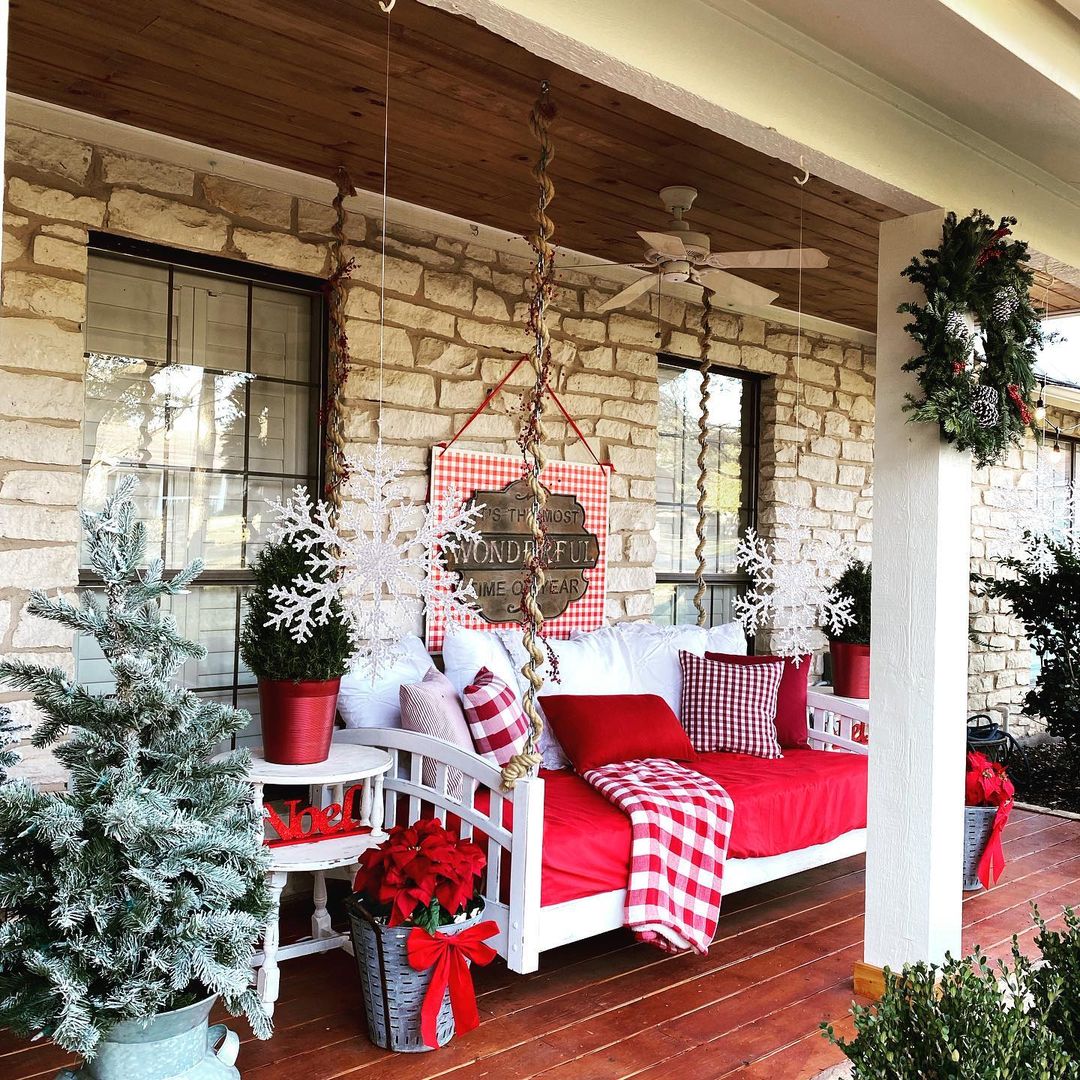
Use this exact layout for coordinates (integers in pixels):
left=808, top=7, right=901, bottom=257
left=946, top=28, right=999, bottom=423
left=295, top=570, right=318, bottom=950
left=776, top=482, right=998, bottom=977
left=9, top=0, right=1080, bottom=330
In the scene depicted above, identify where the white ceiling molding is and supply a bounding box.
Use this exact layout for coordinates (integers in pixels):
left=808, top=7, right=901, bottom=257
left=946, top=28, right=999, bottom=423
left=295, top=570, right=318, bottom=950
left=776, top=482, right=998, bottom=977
left=7, top=94, right=876, bottom=346
left=420, top=0, right=1080, bottom=273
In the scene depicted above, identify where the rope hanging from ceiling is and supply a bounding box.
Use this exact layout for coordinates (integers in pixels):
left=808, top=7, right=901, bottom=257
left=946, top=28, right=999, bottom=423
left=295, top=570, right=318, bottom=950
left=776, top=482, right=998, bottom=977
left=324, top=166, right=357, bottom=519
left=501, top=81, right=558, bottom=792
left=693, top=287, right=715, bottom=626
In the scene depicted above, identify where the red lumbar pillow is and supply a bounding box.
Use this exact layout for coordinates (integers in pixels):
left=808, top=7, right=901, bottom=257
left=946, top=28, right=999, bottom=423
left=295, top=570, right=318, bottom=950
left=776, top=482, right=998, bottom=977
left=540, top=693, right=696, bottom=775
left=680, top=651, right=784, bottom=759
left=706, top=652, right=810, bottom=750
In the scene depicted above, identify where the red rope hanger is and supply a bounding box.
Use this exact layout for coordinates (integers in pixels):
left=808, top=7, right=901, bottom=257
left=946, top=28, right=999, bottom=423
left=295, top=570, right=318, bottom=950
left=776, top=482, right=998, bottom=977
left=438, top=354, right=614, bottom=472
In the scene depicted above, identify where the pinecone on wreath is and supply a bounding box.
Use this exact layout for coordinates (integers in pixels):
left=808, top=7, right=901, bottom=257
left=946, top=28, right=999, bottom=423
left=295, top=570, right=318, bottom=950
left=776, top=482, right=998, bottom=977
left=991, top=286, right=1019, bottom=323
left=944, top=310, right=969, bottom=340
left=970, top=384, right=1001, bottom=428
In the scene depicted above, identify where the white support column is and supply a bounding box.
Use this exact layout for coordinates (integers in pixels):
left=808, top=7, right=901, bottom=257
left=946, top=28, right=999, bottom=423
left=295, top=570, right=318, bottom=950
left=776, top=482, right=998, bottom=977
left=862, top=210, right=971, bottom=981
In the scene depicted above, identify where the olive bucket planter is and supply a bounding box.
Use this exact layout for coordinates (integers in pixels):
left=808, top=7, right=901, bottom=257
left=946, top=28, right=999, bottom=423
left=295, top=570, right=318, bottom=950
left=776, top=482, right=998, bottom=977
left=257, top=677, right=341, bottom=765
left=55, top=997, right=240, bottom=1080
left=347, top=900, right=485, bottom=1052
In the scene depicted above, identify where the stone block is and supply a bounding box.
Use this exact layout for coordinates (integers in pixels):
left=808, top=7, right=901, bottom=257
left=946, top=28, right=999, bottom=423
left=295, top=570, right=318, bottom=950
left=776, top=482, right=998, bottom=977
left=473, top=289, right=510, bottom=320
left=739, top=316, right=765, bottom=344
left=0, top=317, right=85, bottom=374
left=607, top=444, right=655, bottom=477
left=841, top=439, right=874, bottom=463
left=578, top=346, right=614, bottom=371
left=383, top=297, right=454, bottom=338
left=614, top=348, right=657, bottom=377
left=11, top=599, right=75, bottom=649
left=740, top=345, right=788, bottom=375
left=233, top=229, right=327, bottom=275
left=345, top=320, right=413, bottom=366
left=377, top=408, right=451, bottom=442
left=383, top=237, right=457, bottom=269
left=458, top=319, right=526, bottom=352
left=0, top=419, right=81, bottom=466
left=606, top=565, right=656, bottom=592
left=815, top=486, right=856, bottom=512
left=100, top=151, right=194, bottom=195
left=2, top=273, right=84, bottom=322
left=562, top=317, right=606, bottom=343
left=610, top=501, right=655, bottom=531
left=0, top=469, right=81, bottom=505
left=565, top=371, right=633, bottom=398
left=203, top=175, right=293, bottom=228
left=439, top=380, right=486, bottom=409
left=7, top=179, right=106, bottom=227
left=798, top=455, right=837, bottom=484
left=32, top=235, right=86, bottom=273
left=415, top=341, right=479, bottom=377
left=838, top=367, right=874, bottom=396
left=607, top=313, right=657, bottom=346
left=602, top=399, right=658, bottom=425
left=108, top=189, right=228, bottom=251
left=424, top=271, right=474, bottom=311
left=348, top=245, right=422, bottom=295
left=2, top=371, right=82, bottom=421
left=7, top=126, right=93, bottom=183
left=838, top=464, right=867, bottom=488
left=296, top=198, right=339, bottom=236
left=0, top=545, right=78, bottom=590
left=345, top=367, right=435, bottom=408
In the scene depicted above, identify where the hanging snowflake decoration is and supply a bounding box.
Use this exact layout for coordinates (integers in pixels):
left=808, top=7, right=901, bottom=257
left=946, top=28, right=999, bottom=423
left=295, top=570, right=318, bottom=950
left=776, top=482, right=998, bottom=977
left=733, top=505, right=856, bottom=662
left=266, top=443, right=483, bottom=676
left=995, top=458, right=1079, bottom=581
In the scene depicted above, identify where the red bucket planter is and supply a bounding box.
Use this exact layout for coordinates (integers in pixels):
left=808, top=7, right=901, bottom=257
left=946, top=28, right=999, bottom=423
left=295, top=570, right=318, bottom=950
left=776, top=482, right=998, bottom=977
left=258, top=677, right=341, bottom=765
left=830, top=641, right=870, bottom=699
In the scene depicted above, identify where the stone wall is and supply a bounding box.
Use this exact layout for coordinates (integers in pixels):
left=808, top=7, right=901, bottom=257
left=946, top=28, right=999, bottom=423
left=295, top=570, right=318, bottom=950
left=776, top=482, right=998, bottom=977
left=0, top=118, right=879, bottom=777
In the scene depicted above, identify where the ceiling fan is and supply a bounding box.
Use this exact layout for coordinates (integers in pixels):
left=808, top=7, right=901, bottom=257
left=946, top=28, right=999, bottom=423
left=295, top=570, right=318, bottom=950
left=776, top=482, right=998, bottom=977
left=596, top=185, right=829, bottom=314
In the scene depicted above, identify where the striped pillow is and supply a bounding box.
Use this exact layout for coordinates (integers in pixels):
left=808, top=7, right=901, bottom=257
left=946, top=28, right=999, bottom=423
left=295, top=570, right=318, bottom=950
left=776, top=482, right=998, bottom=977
left=399, top=669, right=474, bottom=798
left=462, top=667, right=530, bottom=767
left=679, top=651, right=784, bottom=759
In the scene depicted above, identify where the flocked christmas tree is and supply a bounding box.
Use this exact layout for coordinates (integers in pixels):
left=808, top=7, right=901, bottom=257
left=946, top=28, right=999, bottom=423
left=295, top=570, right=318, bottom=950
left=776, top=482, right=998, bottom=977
left=0, top=477, right=271, bottom=1058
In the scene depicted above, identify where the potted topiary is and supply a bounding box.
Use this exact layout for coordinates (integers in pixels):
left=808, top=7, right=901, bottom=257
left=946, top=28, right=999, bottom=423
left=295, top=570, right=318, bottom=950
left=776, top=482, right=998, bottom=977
left=829, top=560, right=872, bottom=699
left=240, top=537, right=352, bottom=765
left=347, top=819, right=497, bottom=1052
left=0, top=478, right=270, bottom=1078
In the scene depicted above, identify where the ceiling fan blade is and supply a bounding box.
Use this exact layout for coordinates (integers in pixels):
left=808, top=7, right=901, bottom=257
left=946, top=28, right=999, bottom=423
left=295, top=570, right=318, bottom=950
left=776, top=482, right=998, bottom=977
left=705, top=247, right=829, bottom=270
left=693, top=269, right=780, bottom=308
left=597, top=273, right=660, bottom=314
left=637, top=231, right=688, bottom=260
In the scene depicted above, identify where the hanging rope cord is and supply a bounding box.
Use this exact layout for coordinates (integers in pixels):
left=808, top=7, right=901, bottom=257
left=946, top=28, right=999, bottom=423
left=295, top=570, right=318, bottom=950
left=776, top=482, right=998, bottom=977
left=693, top=288, right=714, bottom=626
left=500, top=83, right=557, bottom=792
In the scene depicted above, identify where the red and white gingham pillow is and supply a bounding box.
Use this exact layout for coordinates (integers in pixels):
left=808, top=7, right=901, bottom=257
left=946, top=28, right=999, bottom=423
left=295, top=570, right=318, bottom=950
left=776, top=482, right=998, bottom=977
left=679, top=651, right=784, bottom=759
left=461, top=667, right=530, bottom=766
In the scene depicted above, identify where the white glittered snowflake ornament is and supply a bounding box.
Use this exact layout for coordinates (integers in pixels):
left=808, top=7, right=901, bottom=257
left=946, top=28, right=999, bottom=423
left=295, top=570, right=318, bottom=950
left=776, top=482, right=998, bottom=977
left=266, top=443, right=483, bottom=677
left=995, top=457, right=1079, bottom=581
left=734, top=505, right=856, bottom=662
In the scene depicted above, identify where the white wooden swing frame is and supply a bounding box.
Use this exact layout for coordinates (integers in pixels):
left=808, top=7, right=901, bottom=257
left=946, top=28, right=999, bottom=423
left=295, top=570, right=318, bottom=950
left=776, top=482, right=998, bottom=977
left=336, top=689, right=869, bottom=974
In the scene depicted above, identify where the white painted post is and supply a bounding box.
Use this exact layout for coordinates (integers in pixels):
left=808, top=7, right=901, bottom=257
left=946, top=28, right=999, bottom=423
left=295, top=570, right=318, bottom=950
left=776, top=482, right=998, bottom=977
left=863, top=210, right=970, bottom=978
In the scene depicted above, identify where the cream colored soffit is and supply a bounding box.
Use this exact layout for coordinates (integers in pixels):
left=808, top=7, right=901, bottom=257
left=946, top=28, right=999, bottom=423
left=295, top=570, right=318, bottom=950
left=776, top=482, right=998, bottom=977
left=421, top=0, right=1080, bottom=274
left=6, top=94, right=875, bottom=346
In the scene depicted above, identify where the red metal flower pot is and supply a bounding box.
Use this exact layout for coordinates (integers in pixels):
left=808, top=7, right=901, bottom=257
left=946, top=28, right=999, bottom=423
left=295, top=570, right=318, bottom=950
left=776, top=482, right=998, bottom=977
left=258, top=677, right=341, bottom=765
left=830, top=641, right=871, bottom=699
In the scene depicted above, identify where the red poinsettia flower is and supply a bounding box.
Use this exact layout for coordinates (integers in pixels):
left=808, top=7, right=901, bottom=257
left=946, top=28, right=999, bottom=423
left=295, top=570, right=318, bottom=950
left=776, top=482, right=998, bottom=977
left=354, top=817, right=487, bottom=927
left=965, top=750, right=1015, bottom=809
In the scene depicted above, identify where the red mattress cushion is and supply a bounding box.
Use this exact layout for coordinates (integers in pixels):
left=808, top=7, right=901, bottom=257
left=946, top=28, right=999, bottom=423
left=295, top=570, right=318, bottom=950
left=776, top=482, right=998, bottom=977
left=537, top=749, right=867, bottom=906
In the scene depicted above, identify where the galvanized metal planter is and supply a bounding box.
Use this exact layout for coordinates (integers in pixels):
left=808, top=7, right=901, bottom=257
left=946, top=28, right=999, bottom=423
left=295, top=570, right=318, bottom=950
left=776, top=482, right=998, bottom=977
left=347, top=899, right=484, bottom=1052
left=55, top=996, right=240, bottom=1080
left=963, top=804, right=999, bottom=891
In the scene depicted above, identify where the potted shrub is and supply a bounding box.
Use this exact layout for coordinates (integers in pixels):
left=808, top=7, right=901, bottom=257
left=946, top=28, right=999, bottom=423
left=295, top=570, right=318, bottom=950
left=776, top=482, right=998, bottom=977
left=829, top=560, right=872, bottom=699
left=964, top=750, right=1014, bottom=891
left=240, top=537, right=352, bottom=765
left=347, top=819, right=497, bottom=1052
left=0, top=479, right=270, bottom=1077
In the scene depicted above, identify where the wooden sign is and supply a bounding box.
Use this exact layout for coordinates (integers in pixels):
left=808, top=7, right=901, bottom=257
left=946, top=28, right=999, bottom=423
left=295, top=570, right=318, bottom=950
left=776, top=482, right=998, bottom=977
left=264, top=783, right=367, bottom=847
left=444, top=477, right=600, bottom=623
left=427, top=448, right=610, bottom=650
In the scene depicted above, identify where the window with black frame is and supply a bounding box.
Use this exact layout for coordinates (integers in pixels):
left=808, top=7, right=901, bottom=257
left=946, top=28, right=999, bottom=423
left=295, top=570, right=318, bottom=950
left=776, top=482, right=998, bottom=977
left=76, top=238, right=324, bottom=750
left=653, top=358, right=760, bottom=627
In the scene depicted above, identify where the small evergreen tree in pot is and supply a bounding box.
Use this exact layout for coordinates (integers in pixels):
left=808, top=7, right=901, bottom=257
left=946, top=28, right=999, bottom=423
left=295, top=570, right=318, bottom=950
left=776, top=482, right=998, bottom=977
left=240, top=538, right=352, bottom=765
left=829, top=560, right=872, bottom=698
left=0, top=478, right=271, bottom=1068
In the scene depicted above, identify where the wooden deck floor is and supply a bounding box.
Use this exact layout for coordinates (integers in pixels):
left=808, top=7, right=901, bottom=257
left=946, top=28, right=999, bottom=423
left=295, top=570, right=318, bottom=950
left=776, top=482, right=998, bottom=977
left=4, top=809, right=1080, bottom=1080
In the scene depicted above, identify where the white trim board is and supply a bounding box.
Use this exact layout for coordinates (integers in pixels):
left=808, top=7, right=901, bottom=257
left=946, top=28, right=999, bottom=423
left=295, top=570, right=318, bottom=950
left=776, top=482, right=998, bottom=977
left=6, top=94, right=876, bottom=347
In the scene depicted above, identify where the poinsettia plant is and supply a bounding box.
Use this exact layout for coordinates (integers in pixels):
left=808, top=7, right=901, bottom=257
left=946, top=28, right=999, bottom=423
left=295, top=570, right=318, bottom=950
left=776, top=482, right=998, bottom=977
left=966, top=750, right=1015, bottom=809
left=353, top=819, right=486, bottom=932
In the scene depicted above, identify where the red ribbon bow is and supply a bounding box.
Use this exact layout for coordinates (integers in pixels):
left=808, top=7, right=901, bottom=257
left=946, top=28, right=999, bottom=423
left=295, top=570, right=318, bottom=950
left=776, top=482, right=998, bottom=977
left=406, top=920, right=499, bottom=1048
left=977, top=799, right=1012, bottom=890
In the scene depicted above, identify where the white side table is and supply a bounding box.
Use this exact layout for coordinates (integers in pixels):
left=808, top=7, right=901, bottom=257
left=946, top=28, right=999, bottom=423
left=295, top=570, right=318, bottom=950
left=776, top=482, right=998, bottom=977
left=238, top=743, right=393, bottom=1016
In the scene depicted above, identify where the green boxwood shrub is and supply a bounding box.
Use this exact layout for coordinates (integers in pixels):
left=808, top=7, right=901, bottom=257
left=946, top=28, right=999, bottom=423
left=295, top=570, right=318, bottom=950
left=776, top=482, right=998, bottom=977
left=831, top=560, right=872, bottom=646
left=824, top=918, right=1080, bottom=1079
left=240, top=538, right=352, bottom=682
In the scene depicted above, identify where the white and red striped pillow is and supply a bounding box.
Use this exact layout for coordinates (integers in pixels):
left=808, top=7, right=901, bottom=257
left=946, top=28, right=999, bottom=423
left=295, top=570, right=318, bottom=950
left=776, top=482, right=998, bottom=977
left=678, top=651, right=784, bottom=759
left=462, top=667, right=530, bottom=767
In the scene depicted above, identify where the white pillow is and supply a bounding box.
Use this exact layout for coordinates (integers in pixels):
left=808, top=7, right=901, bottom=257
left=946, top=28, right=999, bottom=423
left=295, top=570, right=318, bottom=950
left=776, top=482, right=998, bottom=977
left=337, top=635, right=435, bottom=729
left=441, top=627, right=520, bottom=700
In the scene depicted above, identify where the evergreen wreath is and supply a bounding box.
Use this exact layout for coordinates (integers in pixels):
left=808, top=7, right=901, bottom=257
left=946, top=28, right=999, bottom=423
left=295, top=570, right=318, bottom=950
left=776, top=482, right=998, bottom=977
left=899, top=209, right=1051, bottom=469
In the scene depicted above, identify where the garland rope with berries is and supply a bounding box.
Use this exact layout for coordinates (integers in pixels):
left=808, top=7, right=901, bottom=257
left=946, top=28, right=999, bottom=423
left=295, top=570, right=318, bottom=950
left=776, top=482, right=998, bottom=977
left=899, top=210, right=1050, bottom=469
left=500, top=82, right=557, bottom=792
left=693, top=287, right=714, bottom=627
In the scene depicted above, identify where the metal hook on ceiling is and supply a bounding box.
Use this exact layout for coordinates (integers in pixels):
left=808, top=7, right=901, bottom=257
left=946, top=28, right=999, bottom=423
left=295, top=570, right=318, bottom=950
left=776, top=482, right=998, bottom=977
left=379, top=0, right=396, bottom=10
left=794, top=156, right=810, bottom=186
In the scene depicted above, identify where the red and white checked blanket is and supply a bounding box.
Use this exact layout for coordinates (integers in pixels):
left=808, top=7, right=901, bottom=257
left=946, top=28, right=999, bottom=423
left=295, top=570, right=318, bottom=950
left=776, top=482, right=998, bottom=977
left=583, top=757, right=734, bottom=954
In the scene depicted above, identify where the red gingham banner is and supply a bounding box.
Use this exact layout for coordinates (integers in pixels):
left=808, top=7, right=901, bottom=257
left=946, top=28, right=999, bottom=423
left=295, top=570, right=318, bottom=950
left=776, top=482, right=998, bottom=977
left=426, top=446, right=610, bottom=651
